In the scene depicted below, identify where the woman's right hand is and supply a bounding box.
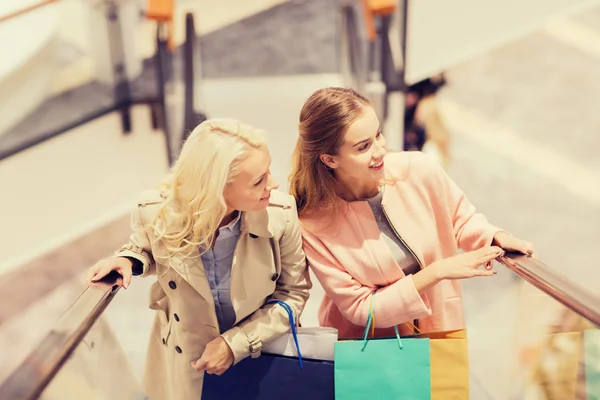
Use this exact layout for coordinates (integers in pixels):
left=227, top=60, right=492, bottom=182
left=86, top=257, right=133, bottom=289
left=432, top=246, right=505, bottom=280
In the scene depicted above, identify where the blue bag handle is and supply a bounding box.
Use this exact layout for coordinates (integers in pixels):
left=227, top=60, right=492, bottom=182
left=266, top=300, right=303, bottom=369
left=361, top=292, right=403, bottom=351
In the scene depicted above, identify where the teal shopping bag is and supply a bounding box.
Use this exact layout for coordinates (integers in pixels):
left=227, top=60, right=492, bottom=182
left=334, top=294, right=431, bottom=400
left=585, top=329, right=600, bottom=400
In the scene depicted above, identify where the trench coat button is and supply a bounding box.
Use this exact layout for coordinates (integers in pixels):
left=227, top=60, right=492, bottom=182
left=271, top=273, right=278, bottom=281
left=168, top=281, right=177, bottom=290
left=175, top=346, right=182, bottom=354
left=162, top=338, right=166, bottom=345
left=174, top=313, right=180, bottom=322
left=249, top=233, right=258, bottom=239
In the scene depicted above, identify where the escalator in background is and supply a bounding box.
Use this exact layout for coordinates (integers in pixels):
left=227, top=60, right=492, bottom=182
left=0, top=0, right=206, bottom=165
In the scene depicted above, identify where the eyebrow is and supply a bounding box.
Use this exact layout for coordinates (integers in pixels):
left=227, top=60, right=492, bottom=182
left=352, top=138, right=370, bottom=148
left=351, top=125, right=382, bottom=148
left=254, top=172, right=267, bottom=183
left=253, top=162, right=271, bottom=182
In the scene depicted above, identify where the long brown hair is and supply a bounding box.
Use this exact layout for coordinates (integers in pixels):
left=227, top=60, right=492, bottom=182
left=289, top=87, right=371, bottom=222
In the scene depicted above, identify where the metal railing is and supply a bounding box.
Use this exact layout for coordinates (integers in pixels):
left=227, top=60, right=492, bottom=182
left=498, top=252, right=600, bottom=327
left=0, top=272, right=142, bottom=400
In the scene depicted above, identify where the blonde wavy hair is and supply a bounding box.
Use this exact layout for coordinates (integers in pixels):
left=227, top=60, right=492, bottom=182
left=152, top=118, right=267, bottom=258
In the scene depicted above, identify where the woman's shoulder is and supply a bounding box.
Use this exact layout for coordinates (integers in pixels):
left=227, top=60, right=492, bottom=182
left=265, top=190, right=297, bottom=227
left=267, top=190, right=294, bottom=211
left=385, top=151, right=444, bottom=184
left=135, top=189, right=166, bottom=222
left=298, top=204, right=346, bottom=242
left=137, top=189, right=165, bottom=207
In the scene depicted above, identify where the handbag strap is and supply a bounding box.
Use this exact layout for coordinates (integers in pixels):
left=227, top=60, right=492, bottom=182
left=266, top=300, right=303, bottom=369
left=361, top=292, right=403, bottom=351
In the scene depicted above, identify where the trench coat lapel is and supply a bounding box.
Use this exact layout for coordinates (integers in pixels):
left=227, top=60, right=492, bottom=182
left=168, top=254, right=214, bottom=306
left=230, top=209, right=274, bottom=317
left=166, top=208, right=274, bottom=306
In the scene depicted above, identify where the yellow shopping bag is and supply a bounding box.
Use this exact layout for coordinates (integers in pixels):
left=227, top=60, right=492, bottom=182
left=405, top=323, right=469, bottom=400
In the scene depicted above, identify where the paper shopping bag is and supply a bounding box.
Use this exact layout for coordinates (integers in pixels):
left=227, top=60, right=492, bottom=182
left=263, top=327, right=338, bottom=361
left=202, top=300, right=334, bottom=400
left=334, top=294, right=431, bottom=400
left=585, top=329, right=600, bottom=400
left=407, top=328, right=469, bottom=400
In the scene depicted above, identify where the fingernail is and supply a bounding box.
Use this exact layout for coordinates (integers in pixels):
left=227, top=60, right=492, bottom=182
left=493, top=271, right=497, bottom=275
left=124, top=283, right=128, bottom=289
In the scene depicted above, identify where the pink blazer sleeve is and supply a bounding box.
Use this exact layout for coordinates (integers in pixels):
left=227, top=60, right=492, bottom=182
left=301, top=229, right=432, bottom=328
left=432, top=161, right=505, bottom=251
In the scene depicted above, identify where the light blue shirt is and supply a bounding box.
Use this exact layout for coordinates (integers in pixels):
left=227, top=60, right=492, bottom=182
left=200, top=212, right=241, bottom=333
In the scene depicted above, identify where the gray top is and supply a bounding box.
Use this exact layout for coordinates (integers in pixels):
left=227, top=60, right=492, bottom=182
left=366, top=191, right=421, bottom=276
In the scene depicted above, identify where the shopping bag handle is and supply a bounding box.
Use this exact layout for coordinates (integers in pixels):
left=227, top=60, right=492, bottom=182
left=266, top=300, right=303, bottom=369
left=404, top=320, right=422, bottom=335
left=361, top=292, right=403, bottom=351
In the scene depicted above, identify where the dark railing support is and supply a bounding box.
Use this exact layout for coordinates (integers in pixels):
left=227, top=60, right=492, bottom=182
left=182, top=13, right=207, bottom=149
left=0, top=0, right=171, bottom=162
left=155, top=23, right=174, bottom=166
left=106, top=0, right=133, bottom=134
left=378, top=0, right=409, bottom=146
left=183, top=13, right=196, bottom=141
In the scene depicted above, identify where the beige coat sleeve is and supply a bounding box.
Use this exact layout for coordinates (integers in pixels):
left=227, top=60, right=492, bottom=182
left=220, top=198, right=312, bottom=364
left=113, top=206, right=156, bottom=277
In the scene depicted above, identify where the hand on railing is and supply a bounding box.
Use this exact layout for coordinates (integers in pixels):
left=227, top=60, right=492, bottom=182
left=492, top=231, right=536, bottom=259
left=87, top=269, right=125, bottom=292
left=430, top=246, right=505, bottom=279
left=87, top=257, right=133, bottom=289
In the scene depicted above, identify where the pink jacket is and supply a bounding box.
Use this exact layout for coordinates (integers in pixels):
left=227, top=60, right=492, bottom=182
left=300, top=152, right=503, bottom=338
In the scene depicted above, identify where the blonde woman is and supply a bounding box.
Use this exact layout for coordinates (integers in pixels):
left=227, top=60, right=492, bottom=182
left=87, top=119, right=311, bottom=400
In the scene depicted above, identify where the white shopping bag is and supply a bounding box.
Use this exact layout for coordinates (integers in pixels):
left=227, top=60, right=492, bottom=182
left=263, top=327, right=338, bottom=361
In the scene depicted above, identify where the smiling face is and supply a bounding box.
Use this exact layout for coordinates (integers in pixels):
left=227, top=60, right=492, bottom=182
left=319, top=105, right=386, bottom=196
left=223, top=145, right=279, bottom=213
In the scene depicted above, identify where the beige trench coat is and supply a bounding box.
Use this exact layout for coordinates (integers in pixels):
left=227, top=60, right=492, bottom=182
left=114, top=189, right=311, bottom=400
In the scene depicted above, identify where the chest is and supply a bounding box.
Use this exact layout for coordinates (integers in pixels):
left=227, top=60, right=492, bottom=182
left=325, top=187, right=453, bottom=286
left=151, top=233, right=282, bottom=326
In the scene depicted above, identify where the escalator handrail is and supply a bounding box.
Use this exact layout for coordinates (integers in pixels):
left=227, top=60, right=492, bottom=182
left=498, top=252, right=600, bottom=327
left=0, top=272, right=122, bottom=400
left=0, top=0, right=59, bottom=24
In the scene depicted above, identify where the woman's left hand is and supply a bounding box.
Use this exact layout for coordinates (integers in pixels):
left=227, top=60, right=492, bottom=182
left=493, top=232, right=536, bottom=258
left=191, top=337, right=234, bottom=375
